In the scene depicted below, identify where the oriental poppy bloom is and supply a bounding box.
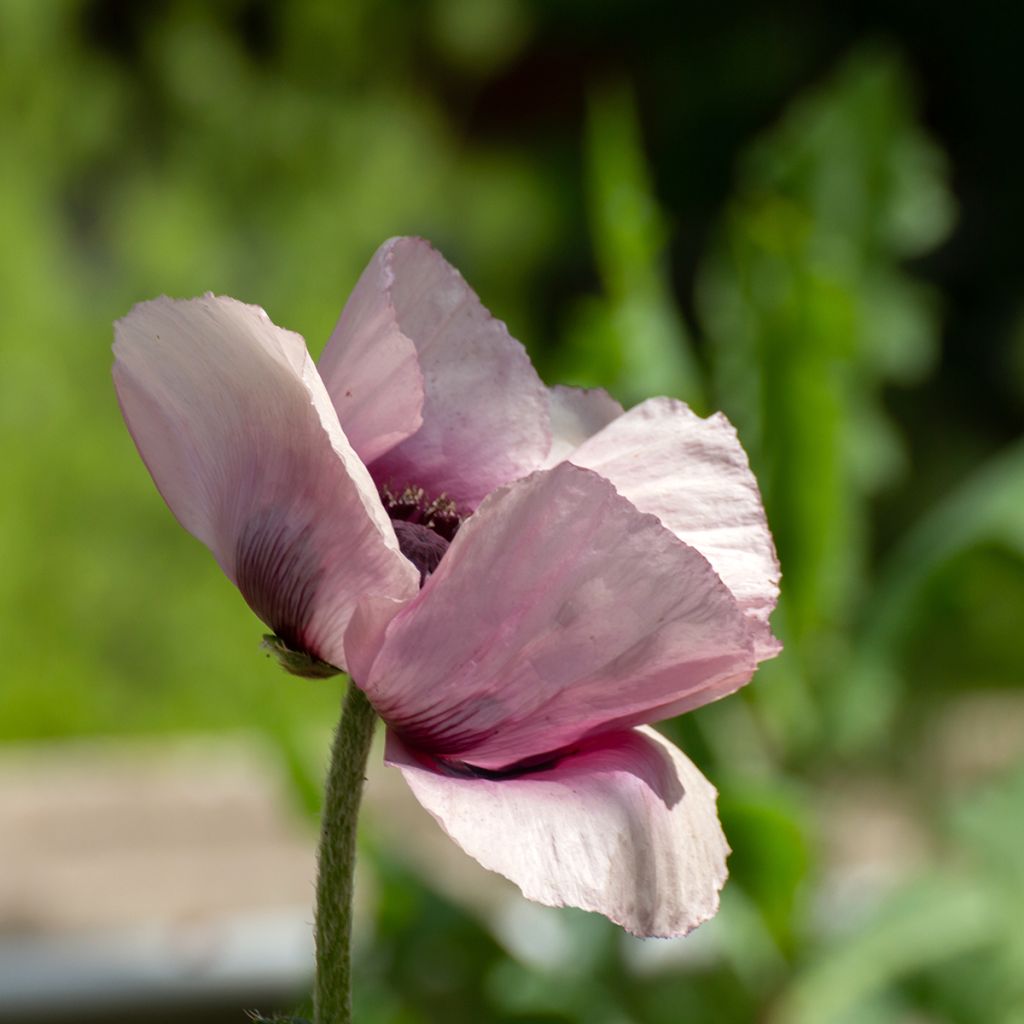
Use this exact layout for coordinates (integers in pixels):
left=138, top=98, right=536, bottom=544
left=113, top=237, right=779, bottom=937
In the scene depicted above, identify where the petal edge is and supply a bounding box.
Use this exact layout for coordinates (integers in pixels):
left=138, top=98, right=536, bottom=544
left=362, top=462, right=755, bottom=769
left=570, top=396, right=781, bottom=659
left=113, top=295, right=419, bottom=668
left=387, top=726, right=730, bottom=938
left=365, top=238, right=551, bottom=509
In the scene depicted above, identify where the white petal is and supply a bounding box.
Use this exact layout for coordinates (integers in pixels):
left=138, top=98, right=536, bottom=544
left=388, top=726, right=730, bottom=938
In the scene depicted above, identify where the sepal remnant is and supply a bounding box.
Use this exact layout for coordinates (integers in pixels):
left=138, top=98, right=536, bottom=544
left=261, top=634, right=341, bottom=679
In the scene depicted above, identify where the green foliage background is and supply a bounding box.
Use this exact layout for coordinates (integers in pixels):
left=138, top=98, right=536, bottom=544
left=2, top=2, right=1023, bottom=1022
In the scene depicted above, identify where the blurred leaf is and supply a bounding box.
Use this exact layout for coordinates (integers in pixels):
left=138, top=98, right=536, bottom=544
left=428, top=0, right=532, bottom=75
left=837, top=439, right=1024, bottom=748
left=718, top=781, right=812, bottom=955
left=772, top=872, right=995, bottom=1024
left=560, top=84, right=706, bottom=408
left=914, top=765, right=1024, bottom=1023
left=697, top=44, right=954, bottom=749
left=712, top=884, right=789, bottom=993
left=951, top=759, right=1024, bottom=890
left=867, top=439, right=1024, bottom=635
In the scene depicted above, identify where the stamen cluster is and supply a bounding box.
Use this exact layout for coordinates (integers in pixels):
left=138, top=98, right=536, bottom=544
left=380, top=483, right=461, bottom=542
left=380, top=483, right=462, bottom=584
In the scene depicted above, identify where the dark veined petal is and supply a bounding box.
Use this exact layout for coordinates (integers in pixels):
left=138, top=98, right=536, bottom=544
left=113, top=295, right=419, bottom=668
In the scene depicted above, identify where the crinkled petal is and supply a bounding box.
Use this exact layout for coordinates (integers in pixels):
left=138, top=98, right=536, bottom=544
left=113, top=295, right=419, bottom=668
left=317, top=242, right=425, bottom=466
left=353, top=462, right=754, bottom=770
left=541, top=384, right=625, bottom=468
left=355, top=237, right=550, bottom=510
left=570, top=397, right=781, bottom=659
left=387, top=726, right=729, bottom=938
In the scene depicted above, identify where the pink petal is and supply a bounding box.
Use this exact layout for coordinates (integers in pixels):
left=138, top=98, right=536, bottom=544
left=353, top=237, right=550, bottom=510
left=569, top=397, right=781, bottom=659
left=317, top=241, right=425, bottom=466
left=113, top=295, right=419, bottom=669
left=387, top=726, right=730, bottom=938
left=354, top=462, right=755, bottom=770
left=344, top=593, right=410, bottom=686
left=541, top=385, right=625, bottom=468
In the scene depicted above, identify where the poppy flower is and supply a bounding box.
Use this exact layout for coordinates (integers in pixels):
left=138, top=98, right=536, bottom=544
left=113, top=236, right=779, bottom=937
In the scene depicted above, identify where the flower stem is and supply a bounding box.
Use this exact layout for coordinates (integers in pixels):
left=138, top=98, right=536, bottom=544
left=314, top=683, right=377, bottom=1024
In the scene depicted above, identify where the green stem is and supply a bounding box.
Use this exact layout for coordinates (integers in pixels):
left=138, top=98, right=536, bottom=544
left=314, top=683, right=377, bottom=1024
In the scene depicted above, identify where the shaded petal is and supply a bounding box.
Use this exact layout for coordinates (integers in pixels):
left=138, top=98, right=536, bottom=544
left=387, top=726, right=729, bottom=938
left=344, top=593, right=409, bottom=686
left=541, top=385, right=625, bottom=468
left=355, top=462, right=754, bottom=769
left=570, top=397, right=781, bottom=659
left=317, top=241, right=425, bottom=466
left=357, top=237, right=550, bottom=510
left=113, top=295, right=419, bottom=668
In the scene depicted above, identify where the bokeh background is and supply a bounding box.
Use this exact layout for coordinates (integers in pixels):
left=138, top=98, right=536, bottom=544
left=3, top=1, right=1024, bottom=1022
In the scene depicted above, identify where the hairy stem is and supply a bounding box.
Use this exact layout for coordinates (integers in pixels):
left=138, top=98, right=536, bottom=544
left=314, top=683, right=377, bottom=1024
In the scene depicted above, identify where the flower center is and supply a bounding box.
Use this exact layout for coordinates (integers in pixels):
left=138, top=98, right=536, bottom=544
left=381, top=483, right=462, bottom=585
